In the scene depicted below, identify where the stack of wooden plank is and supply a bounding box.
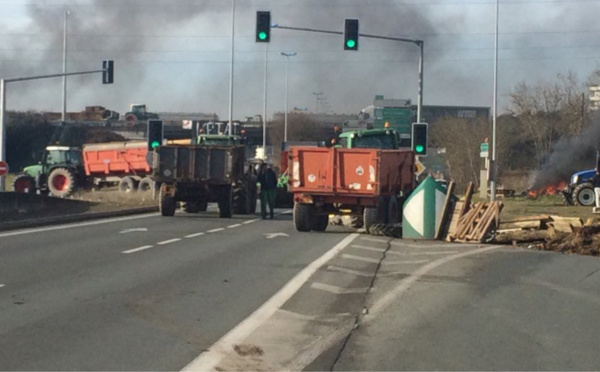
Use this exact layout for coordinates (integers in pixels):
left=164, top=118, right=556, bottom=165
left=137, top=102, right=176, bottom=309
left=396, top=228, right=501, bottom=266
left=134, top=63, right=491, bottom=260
left=446, top=201, right=504, bottom=243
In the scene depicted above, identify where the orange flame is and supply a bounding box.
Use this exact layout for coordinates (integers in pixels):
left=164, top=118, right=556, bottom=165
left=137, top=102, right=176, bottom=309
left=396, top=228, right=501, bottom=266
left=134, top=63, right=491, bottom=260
left=527, top=181, right=567, bottom=198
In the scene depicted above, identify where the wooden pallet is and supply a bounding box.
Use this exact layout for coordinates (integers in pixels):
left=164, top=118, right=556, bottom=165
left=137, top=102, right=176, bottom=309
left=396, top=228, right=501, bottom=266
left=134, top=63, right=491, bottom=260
left=448, top=201, right=504, bottom=243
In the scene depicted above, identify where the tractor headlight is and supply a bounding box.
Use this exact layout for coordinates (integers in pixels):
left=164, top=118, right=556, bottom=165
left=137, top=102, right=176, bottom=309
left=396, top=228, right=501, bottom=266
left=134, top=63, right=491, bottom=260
left=571, top=175, right=579, bottom=185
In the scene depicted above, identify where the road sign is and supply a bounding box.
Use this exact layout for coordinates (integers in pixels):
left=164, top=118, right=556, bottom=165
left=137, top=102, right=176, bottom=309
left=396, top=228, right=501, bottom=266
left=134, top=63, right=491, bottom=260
left=480, top=143, right=489, bottom=152
left=415, top=158, right=426, bottom=177
left=0, top=161, right=8, bottom=176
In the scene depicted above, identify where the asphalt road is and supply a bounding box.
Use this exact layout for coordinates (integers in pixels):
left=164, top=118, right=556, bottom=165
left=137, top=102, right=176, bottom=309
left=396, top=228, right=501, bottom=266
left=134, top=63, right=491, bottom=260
left=0, top=206, right=356, bottom=370
left=3, top=206, right=600, bottom=371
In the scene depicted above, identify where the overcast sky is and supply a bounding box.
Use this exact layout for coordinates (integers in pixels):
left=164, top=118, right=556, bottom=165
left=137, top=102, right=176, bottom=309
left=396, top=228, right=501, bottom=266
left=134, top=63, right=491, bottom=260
left=1, top=0, right=600, bottom=120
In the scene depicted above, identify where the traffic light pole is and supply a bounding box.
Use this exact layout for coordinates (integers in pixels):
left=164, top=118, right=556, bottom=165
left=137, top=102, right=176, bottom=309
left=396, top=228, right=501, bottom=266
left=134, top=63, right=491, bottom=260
left=0, top=67, right=109, bottom=192
left=272, top=25, right=424, bottom=122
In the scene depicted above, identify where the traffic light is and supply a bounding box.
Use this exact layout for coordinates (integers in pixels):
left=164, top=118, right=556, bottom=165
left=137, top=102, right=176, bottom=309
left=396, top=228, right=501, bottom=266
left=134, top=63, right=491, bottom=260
left=147, top=120, right=163, bottom=151
left=102, top=60, right=114, bottom=84
left=256, top=11, right=271, bottom=42
left=344, top=19, right=359, bottom=51
left=412, top=122, right=428, bottom=157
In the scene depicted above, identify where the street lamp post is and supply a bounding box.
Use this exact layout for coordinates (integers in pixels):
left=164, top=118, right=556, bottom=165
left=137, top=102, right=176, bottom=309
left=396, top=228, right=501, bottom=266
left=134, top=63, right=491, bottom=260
left=490, top=0, right=499, bottom=201
left=281, top=52, right=296, bottom=143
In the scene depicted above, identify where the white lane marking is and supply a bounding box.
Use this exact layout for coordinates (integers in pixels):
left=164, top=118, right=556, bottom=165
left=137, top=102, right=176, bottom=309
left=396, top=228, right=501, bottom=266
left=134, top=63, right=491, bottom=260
left=0, top=284, right=5, bottom=288
left=360, top=237, right=389, bottom=243
left=367, top=246, right=501, bottom=320
left=342, top=254, right=381, bottom=264
left=243, top=219, right=258, bottom=224
left=351, top=244, right=386, bottom=253
left=389, top=250, right=459, bottom=256
left=265, top=232, right=290, bottom=239
left=122, top=245, right=153, bottom=254
left=227, top=224, right=242, bottom=229
left=207, top=228, right=225, bottom=233
left=311, top=282, right=374, bottom=295
left=157, top=238, right=182, bottom=245
left=120, top=228, right=148, bottom=234
left=281, top=210, right=293, bottom=215
left=181, top=233, right=360, bottom=371
left=185, top=232, right=205, bottom=238
left=382, top=259, right=429, bottom=265
left=327, top=265, right=374, bottom=277
left=0, top=213, right=159, bottom=238
left=390, top=241, right=477, bottom=249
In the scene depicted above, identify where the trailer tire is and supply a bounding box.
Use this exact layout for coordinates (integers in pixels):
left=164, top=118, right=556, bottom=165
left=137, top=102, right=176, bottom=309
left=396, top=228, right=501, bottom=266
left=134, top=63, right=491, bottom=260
left=293, top=203, right=313, bottom=232
left=218, top=186, right=233, bottom=218
left=574, top=183, right=595, bottom=206
left=138, top=177, right=153, bottom=193
left=159, top=191, right=176, bottom=217
left=12, top=174, right=36, bottom=194
left=312, top=214, right=329, bottom=232
left=363, top=207, right=379, bottom=234
left=48, top=168, right=76, bottom=197
left=119, top=176, right=136, bottom=193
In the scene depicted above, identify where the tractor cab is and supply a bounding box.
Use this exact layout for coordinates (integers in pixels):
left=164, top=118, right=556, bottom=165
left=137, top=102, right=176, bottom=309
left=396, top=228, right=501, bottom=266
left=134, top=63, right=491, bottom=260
left=23, top=146, right=83, bottom=179
left=336, top=128, right=400, bottom=149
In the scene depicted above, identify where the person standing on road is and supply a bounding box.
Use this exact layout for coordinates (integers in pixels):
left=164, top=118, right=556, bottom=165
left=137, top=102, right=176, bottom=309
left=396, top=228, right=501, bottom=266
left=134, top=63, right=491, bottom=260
left=257, top=163, right=277, bottom=219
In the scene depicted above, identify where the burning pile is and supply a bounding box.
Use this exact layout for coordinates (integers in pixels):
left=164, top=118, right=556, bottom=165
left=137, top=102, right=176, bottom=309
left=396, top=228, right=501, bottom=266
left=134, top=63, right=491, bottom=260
left=526, top=181, right=568, bottom=199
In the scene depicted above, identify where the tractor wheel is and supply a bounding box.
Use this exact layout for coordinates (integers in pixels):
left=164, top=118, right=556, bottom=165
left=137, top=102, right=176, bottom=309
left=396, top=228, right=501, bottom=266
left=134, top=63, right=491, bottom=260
left=293, top=203, right=314, bottom=232
left=137, top=177, right=153, bottom=193
left=218, top=186, right=233, bottom=218
left=119, top=176, right=137, bottom=193
left=124, top=114, right=137, bottom=122
left=560, top=190, right=573, bottom=206
left=47, top=168, right=76, bottom=197
left=574, top=183, right=595, bottom=206
left=181, top=201, right=200, bottom=214
left=311, top=214, right=329, bottom=232
left=12, top=174, right=36, bottom=194
left=159, top=188, right=176, bottom=217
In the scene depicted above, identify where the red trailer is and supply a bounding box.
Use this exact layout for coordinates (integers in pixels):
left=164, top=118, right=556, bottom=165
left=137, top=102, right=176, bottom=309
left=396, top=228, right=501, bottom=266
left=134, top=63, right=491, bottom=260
left=82, top=141, right=153, bottom=192
left=289, top=146, right=415, bottom=233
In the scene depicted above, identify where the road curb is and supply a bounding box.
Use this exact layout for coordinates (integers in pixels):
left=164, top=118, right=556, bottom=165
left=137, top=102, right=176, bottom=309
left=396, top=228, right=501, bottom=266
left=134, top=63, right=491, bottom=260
left=0, top=206, right=159, bottom=232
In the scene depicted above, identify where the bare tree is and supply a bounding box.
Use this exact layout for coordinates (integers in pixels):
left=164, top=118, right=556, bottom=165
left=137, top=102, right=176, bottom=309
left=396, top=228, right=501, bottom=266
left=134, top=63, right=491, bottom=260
left=267, top=112, right=321, bottom=166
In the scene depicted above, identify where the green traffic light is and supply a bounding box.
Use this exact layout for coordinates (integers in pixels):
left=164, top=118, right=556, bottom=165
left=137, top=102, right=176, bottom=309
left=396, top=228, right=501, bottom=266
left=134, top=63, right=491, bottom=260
left=415, top=145, right=424, bottom=153
left=346, top=39, right=356, bottom=48
left=258, top=31, right=267, bottom=40
left=151, top=141, right=160, bottom=149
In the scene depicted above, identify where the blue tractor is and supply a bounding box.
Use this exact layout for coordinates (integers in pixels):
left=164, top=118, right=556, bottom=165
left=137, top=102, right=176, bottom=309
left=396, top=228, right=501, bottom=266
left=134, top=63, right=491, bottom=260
left=561, top=169, right=596, bottom=206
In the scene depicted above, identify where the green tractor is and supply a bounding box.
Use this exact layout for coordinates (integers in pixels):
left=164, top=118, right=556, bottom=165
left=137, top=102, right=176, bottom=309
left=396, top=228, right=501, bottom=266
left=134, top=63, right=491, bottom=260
left=12, top=145, right=85, bottom=197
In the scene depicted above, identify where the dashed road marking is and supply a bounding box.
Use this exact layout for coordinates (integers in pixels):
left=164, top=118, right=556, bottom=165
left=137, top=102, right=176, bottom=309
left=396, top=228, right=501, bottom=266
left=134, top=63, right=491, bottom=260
left=227, top=224, right=242, bottom=229
left=0, top=284, right=5, bottom=288
left=243, top=219, right=258, bottom=224
left=360, top=237, right=389, bottom=243
left=327, top=265, right=374, bottom=277
left=185, top=232, right=205, bottom=238
left=381, top=259, right=429, bottom=265
left=311, top=282, right=374, bottom=295
left=342, top=254, right=381, bottom=264
left=351, top=244, right=386, bottom=253
left=122, top=245, right=153, bottom=254
left=207, top=228, right=225, bottom=233
left=157, top=238, right=182, bottom=245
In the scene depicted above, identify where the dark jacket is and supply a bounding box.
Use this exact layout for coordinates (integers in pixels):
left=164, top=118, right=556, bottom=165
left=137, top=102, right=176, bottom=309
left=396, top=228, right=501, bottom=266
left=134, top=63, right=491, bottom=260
left=257, top=168, right=278, bottom=190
